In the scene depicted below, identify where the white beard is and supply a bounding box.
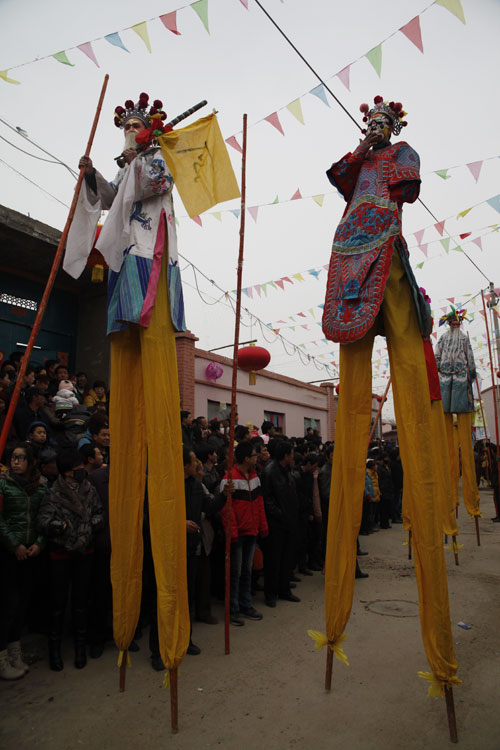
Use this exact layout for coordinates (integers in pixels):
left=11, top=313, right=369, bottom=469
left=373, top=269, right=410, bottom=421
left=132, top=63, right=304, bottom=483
left=124, top=130, right=138, bottom=150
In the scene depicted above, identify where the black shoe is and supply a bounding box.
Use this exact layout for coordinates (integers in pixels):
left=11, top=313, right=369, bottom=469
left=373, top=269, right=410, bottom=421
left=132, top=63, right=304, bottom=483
left=279, top=593, right=301, bottom=602
left=230, top=613, right=245, bottom=626
left=74, top=641, right=87, bottom=669
left=355, top=570, right=369, bottom=579
left=290, top=574, right=302, bottom=583
left=89, top=642, right=104, bottom=659
left=492, top=517, right=500, bottom=523
left=265, top=597, right=277, bottom=608
left=187, top=641, right=201, bottom=655
left=289, top=582, right=297, bottom=589
left=48, top=638, right=64, bottom=672
left=151, top=654, right=165, bottom=671
left=128, top=640, right=140, bottom=652
left=357, top=550, right=368, bottom=556
left=240, top=606, right=263, bottom=621
left=392, top=519, right=403, bottom=524
left=298, top=568, right=313, bottom=576
left=380, top=523, right=391, bottom=529
left=359, top=530, right=370, bottom=536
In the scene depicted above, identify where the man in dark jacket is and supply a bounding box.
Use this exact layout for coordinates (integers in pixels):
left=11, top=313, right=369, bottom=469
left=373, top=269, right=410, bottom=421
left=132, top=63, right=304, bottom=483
left=293, top=453, right=319, bottom=573
left=261, top=441, right=300, bottom=607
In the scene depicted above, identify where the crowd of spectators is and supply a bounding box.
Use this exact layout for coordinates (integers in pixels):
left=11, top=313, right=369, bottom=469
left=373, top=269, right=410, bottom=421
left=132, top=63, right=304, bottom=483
left=5, top=351, right=495, bottom=681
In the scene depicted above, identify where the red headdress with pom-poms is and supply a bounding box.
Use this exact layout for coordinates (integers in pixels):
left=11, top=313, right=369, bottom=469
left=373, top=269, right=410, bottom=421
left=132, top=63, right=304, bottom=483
left=113, top=94, right=173, bottom=148
left=359, top=96, right=408, bottom=135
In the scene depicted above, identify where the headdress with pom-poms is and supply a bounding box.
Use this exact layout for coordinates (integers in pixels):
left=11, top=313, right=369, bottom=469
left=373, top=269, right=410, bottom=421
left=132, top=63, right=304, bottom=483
left=359, top=95, right=408, bottom=135
left=438, top=305, right=469, bottom=327
left=113, top=93, right=173, bottom=147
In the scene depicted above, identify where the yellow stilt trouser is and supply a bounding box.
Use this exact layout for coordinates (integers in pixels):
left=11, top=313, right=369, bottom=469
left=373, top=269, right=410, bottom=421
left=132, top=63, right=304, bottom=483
left=325, top=251, right=458, bottom=686
left=444, top=415, right=460, bottom=510
left=109, top=258, right=190, bottom=670
left=444, top=412, right=480, bottom=518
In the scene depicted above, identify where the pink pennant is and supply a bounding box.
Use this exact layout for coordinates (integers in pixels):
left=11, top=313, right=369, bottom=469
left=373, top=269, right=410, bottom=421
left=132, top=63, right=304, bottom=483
left=276, top=320, right=288, bottom=325
left=297, top=312, right=307, bottom=318
left=301, top=324, right=309, bottom=330
left=472, top=237, right=483, bottom=251
left=291, top=188, right=302, bottom=200
left=160, top=11, right=181, bottom=34
left=282, top=276, right=293, bottom=285
left=239, top=0, right=249, bottom=7
left=447, top=297, right=455, bottom=303
left=192, top=215, right=202, bottom=226
left=77, top=42, right=100, bottom=67
left=432, top=332, right=437, bottom=340
left=419, top=243, right=428, bottom=257
left=336, top=65, right=351, bottom=91
left=254, top=284, right=262, bottom=297
left=414, top=228, right=425, bottom=245
left=399, top=16, right=424, bottom=53
left=441, top=306, right=448, bottom=313
left=248, top=206, right=259, bottom=223
left=323, top=264, right=329, bottom=270
left=434, top=220, right=446, bottom=236
left=459, top=232, right=471, bottom=240
left=466, top=161, right=482, bottom=183
left=264, top=112, right=284, bottom=135
left=275, top=280, right=285, bottom=290
left=246, top=287, right=253, bottom=299
left=226, top=136, right=242, bottom=153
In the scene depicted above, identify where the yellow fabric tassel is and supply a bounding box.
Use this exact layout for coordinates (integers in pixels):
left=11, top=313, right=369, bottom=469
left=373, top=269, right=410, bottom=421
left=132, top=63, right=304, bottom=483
left=117, top=650, right=131, bottom=668
left=162, top=672, right=170, bottom=689
left=91, top=264, right=104, bottom=283
left=249, top=370, right=256, bottom=386
left=444, top=542, right=464, bottom=551
left=307, top=630, right=349, bottom=666
left=417, top=671, right=462, bottom=698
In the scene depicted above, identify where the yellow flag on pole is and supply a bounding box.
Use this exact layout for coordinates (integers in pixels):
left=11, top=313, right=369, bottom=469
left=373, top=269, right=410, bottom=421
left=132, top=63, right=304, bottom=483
left=158, top=114, right=240, bottom=218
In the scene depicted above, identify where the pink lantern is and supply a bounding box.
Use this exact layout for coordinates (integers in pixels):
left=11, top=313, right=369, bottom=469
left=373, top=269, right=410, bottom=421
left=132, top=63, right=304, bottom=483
left=205, top=361, right=224, bottom=382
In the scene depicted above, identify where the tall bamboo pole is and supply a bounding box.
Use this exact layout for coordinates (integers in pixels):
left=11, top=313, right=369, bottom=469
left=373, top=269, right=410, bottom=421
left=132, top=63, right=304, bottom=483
left=481, top=290, right=500, bottom=518
left=0, top=74, right=109, bottom=459
left=224, top=114, right=248, bottom=655
left=367, top=378, right=392, bottom=445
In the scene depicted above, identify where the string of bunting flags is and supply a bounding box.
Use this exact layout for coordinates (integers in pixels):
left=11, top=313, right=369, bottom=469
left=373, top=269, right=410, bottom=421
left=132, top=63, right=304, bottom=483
left=224, top=0, right=466, bottom=150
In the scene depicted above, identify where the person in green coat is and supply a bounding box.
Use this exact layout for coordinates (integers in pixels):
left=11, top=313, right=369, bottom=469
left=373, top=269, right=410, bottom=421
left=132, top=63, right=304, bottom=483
left=0, top=443, right=46, bottom=680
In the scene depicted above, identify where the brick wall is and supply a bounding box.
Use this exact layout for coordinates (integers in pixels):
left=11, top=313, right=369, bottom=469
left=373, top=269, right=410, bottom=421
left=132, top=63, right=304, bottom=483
left=175, top=330, right=199, bottom=414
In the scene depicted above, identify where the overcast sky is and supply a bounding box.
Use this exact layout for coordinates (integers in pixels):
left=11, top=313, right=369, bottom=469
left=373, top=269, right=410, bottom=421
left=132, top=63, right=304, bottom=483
left=1, top=0, right=499, bottom=418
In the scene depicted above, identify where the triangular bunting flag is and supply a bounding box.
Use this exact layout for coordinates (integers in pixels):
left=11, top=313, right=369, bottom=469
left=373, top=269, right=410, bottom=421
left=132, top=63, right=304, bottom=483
left=261, top=283, right=269, bottom=297
left=52, top=51, right=74, bottom=66
left=301, top=324, right=309, bottom=330
left=471, top=237, right=483, bottom=251
left=254, top=285, right=262, bottom=297
left=435, top=169, right=450, bottom=180
left=419, top=244, right=428, bottom=257
left=435, top=0, right=466, bottom=24
left=459, top=232, right=471, bottom=240
left=132, top=22, right=152, bottom=52
left=365, top=44, right=382, bottom=77
left=312, top=194, right=324, bottom=207
left=434, top=220, right=446, bottom=235
left=307, top=269, right=321, bottom=280
left=77, top=42, right=100, bottom=67
left=297, top=312, right=306, bottom=318
left=293, top=274, right=305, bottom=282
left=466, top=161, right=482, bottom=183
left=440, top=238, right=451, bottom=253
left=275, top=280, right=285, bottom=290
left=0, top=70, right=20, bottom=84
left=400, top=16, right=424, bottom=53
left=212, top=212, right=222, bottom=221
left=447, top=297, right=455, bottom=303
left=457, top=207, right=472, bottom=219
left=239, top=0, right=249, bottom=8
left=286, top=98, right=305, bottom=125
left=486, top=195, right=500, bottom=214
left=310, top=83, right=330, bottom=106
left=246, top=286, right=253, bottom=299
left=336, top=65, right=351, bottom=91
left=160, top=11, right=181, bottom=34
left=291, top=188, right=302, bottom=200
left=191, top=0, right=210, bottom=33
left=105, top=32, right=129, bottom=52
left=192, top=215, right=202, bottom=226
left=225, top=136, right=242, bottom=153
left=264, top=112, right=284, bottom=135
left=289, top=326, right=296, bottom=332
left=282, top=277, right=293, bottom=285
left=230, top=209, right=240, bottom=219
left=242, top=288, right=250, bottom=297
left=248, top=206, right=259, bottom=222
left=308, top=307, right=316, bottom=317
left=451, top=244, right=463, bottom=253
left=414, top=228, right=425, bottom=245
left=272, top=195, right=279, bottom=204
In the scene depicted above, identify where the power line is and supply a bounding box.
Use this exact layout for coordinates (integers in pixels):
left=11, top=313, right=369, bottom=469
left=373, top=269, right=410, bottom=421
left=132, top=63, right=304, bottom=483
left=0, top=158, right=70, bottom=208
left=0, top=116, right=78, bottom=179
left=252, top=0, right=492, bottom=285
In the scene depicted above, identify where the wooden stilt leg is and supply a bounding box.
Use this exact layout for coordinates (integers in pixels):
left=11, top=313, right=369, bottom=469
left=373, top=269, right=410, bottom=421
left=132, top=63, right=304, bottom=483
left=119, top=650, right=127, bottom=693
left=475, top=516, right=480, bottom=546
left=444, top=686, right=458, bottom=743
left=325, top=647, right=333, bottom=691
left=452, top=536, right=459, bottom=566
left=170, top=668, right=178, bottom=733
left=408, top=529, right=412, bottom=561
left=444, top=534, right=448, bottom=545
left=455, top=506, right=458, bottom=519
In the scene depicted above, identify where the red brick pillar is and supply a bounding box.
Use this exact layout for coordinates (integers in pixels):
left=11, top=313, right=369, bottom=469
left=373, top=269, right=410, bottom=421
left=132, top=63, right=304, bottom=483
left=321, top=383, right=338, bottom=441
left=175, top=330, right=198, bottom=415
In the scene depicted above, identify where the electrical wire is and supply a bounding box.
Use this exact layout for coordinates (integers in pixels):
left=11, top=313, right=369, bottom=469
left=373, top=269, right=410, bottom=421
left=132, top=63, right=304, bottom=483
left=252, top=0, right=493, bottom=285
left=0, top=116, right=78, bottom=179
left=0, top=134, right=62, bottom=164
left=0, top=157, right=70, bottom=208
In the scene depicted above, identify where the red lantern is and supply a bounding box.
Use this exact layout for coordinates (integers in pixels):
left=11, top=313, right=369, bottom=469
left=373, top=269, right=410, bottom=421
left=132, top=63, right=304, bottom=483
left=335, top=384, right=340, bottom=394
left=86, top=225, right=109, bottom=283
left=237, top=345, right=270, bottom=385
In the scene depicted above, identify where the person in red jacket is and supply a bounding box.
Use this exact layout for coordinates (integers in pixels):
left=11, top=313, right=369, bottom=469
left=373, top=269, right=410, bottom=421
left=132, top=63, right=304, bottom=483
left=220, top=441, right=268, bottom=626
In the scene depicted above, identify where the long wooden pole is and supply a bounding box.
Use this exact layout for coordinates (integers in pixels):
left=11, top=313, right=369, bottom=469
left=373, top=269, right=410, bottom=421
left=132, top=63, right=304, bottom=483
left=368, top=378, right=392, bottom=445
left=169, top=668, right=178, bottom=733
left=224, top=114, right=248, bottom=655
left=119, top=649, right=127, bottom=692
left=481, top=290, right=500, bottom=518
left=445, top=686, right=458, bottom=743
left=325, top=648, right=333, bottom=691
left=0, top=74, right=109, bottom=459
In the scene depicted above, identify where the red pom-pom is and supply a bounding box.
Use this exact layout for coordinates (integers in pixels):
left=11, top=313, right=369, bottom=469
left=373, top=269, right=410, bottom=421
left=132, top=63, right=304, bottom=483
left=139, top=92, right=149, bottom=101
left=362, top=116, right=368, bottom=122
left=374, top=95, right=383, bottom=104
left=125, top=100, right=134, bottom=109
left=135, top=128, right=153, bottom=145
left=394, top=102, right=402, bottom=111
left=360, top=103, right=369, bottom=114
left=160, top=112, right=167, bottom=120
left=361, top=128, right=367, bottom=135
left=153, top=99, right=163, bottom=109
left=115, top=106, right=125, bottom=115
left=149, top=107, right=157, bottom=116
left=114, top=117, right=122, bottom=127
left=402, top=121, right=408, bottom=127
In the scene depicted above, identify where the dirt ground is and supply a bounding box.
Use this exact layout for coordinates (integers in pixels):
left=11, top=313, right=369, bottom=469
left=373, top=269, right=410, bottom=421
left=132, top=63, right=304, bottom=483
left=1, top=488, right=499, bottom=750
